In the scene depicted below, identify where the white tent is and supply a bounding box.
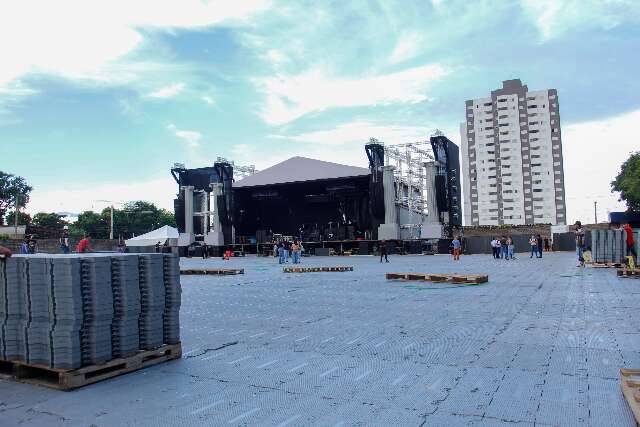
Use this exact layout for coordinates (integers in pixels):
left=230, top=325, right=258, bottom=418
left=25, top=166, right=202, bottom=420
left=125, top=225, right=179, bottom=247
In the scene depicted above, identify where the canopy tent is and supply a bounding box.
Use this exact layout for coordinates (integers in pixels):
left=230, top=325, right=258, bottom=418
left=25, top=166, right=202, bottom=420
left=125, top=225, right=179, bottom=247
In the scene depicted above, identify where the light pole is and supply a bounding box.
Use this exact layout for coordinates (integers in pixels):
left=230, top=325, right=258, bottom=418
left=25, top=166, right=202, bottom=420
left=96, top=200, right=123, bottom=240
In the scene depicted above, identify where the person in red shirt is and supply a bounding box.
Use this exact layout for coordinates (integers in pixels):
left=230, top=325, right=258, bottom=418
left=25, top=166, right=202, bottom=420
left=623, top=223, right=637, bottom=262
left=77, top=236, right=92, bottom=253
left=0, top=245, right=12, bottom=258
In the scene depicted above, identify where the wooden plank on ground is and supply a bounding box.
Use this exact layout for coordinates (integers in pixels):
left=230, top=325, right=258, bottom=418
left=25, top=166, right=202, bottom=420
left=620, top=368, right=640, bottom=425
left=283, top=266, right=353, bottom=273
left=181, top=268, right=244, bottom=275
left=386, top=273, right=489, bottom=285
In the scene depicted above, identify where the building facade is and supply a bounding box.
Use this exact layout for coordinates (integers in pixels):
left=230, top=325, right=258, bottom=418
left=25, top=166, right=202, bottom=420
left=461, top=79, right=566, bottom=226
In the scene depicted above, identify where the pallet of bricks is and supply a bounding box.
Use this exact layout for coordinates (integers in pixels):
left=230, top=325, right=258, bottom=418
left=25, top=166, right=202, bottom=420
left=590, top=229, right=637, bottom=266
left=0, top=253, right=181, bottom=390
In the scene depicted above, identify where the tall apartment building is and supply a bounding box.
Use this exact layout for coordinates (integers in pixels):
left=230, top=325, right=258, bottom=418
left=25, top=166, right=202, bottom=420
left=460, top=79, right=566, bottom=226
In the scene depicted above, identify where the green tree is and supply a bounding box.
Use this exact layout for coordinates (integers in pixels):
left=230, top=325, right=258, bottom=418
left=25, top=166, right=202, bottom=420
left=5, top=211, right=32, bottom=226
left=75, top=210, right=109, bottom=238
left=611, top=152, right=640, bottom=213
left=0, top=171, right=32, bottom=225
left=157, top=208, right=176, bottom=228
left=31, top=212, right=68, bottom=231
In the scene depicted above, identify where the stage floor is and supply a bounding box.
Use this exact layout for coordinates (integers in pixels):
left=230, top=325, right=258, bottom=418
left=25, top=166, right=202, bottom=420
left=1, top=253, right=638, bottom=426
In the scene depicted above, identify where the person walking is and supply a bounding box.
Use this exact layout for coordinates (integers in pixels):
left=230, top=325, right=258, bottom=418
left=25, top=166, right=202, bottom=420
left=623, top=223, right=637, bottom=264
left=575, top=221, right=586, bottom=267
left=452, top=236, right=461, bottom=261
left=202, top=242, right=209, bottom=259
left=529, top=235, right=538, bottom=258
left=77, top=236, right=92, bottom=253
left=379, top=240, right=389, bottom=263
left=506, top=236, right=515, bottom=260
left=272, top=243, right=278, bottom=258
left=20, top=238, right=29, bottom=254
left=536, top=234, right=543, bottom=258
left=291, top=241, right=301, bottom=264
left=494, top=237, right=502, bottom=259
left=277, top=242, right=285, bottom=264
left=59, top=227, right=70, bottom=254
left=500, top=236, right=508, bottom=259
left=544, top=237, right=550, bottom=252
left=0, top=245, right=12, bottom=258
left=27, top=236, right=37, bottom=254
left=283, top=241, right=290, bottom=263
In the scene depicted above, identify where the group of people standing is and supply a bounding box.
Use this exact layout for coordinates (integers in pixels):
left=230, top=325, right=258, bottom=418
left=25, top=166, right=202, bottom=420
left=490, top=236, right=515, bottom=260
left=274, top=241, right=303, bottom=264
left=489, top=234, right=549, bottom=260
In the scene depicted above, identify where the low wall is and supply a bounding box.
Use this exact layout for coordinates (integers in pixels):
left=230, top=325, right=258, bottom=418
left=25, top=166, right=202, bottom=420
left=0, top=238, right=120, bottom=254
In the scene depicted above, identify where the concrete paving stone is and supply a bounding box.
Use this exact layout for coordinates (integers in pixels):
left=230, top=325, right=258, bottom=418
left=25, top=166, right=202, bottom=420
left=535, top=398, right=589, bottom=426
left=510, top=344, right=553, bottom=372
left=585, top=348, right=624, bottom=379
left=438, top=366, right=505, bottom=417
left=587, top=377, right=636, bottom=427
left=484, top=370, right=544, bottom=422
left=474, top=342, right=519, bottom=368
left=548, top=346, right=588, bottom=376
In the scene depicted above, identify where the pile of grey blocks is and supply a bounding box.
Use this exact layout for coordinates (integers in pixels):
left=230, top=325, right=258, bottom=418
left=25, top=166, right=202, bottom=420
left=0, top=253, right=180, bottom=370
left=591, top=229, right=638, bottom=263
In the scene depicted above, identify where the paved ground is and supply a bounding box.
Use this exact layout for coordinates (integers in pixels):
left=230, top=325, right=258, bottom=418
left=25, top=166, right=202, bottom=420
left=1, top=252, right=638, bottom=426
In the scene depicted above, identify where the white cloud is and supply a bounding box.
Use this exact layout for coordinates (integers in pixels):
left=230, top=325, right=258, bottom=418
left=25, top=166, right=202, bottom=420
left=201, top=95, right=215, bottom=106
left=521, top=0, right=639, bottom=41
left=148, top=83, right=185, bottom=99
left=389, top=31, right=425, bottom=64
left=167, top=123, right=202, bottom=148
left=26, top=176, right=176, bottom=215
left=562, top=109, right=640, bottom=224
left=0, top=0, right=271, bottom=91
left=255, top=63, right=449, bottom=125
left=272, top=121, right=431, bottom=146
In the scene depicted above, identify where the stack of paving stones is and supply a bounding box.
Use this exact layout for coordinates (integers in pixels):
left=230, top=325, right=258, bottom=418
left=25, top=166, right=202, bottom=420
left=49, top=256, right=83, bottom=369
left=0, top=253, right=180, bottom=369
left=24, top=257, right=55, bottom=366
left=162, top=254, right=181, bottom=345
left=0, top=257, right=27, bottom=361
left=591, top=229, right=628, bottom=264
left=138, top=254, right=166, bottom=350
left=80, top=256, right=114, bottom=365
left=110, top=255, right=141, bottom=358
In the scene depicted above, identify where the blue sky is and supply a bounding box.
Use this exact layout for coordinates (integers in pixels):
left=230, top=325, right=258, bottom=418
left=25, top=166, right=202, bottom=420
left=1, top=0, right=639, bottom=223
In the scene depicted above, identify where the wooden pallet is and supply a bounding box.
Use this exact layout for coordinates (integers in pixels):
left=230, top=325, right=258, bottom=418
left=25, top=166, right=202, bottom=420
left=180, top=268, right=244, bottom=275
left=0, top=343, right=181, bottom=391
left=283, top=266, right=353, bottom=273
left=590, top=262, right=624, bottom=268
left=386, top=272, right=489, bottom=285
left=620, top=368, right=640, bottom=424
left=617, top=268, right=640, bottom=278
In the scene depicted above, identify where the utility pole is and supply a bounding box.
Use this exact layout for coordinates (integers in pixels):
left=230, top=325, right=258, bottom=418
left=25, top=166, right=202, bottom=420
left=594, top=201, right=598, bottom=224
left=110, top=205, right=114, bottom=240
left=14, top=192, right=19, bottom=236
